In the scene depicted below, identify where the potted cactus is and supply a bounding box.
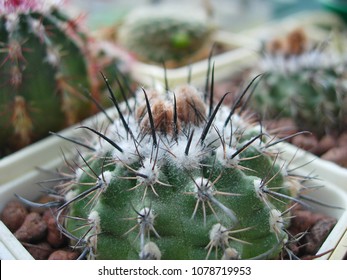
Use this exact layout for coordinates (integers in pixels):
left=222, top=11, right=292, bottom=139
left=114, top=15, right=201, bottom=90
left=1, top=72, right=346, bottom=260
left=112, top=4, right=259, bottom=88
left=0, top=0, right=132, bottom=157
left=239, top=26, right=347, bottom=166
left=0, top=6, right=346, bottom=259
left=250, top=28, right=347, bottom=137
left=116, top=4, right=216, bottom=68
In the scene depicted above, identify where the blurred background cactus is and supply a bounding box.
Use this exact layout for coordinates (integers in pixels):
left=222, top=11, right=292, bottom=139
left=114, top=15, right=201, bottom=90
left=117, top=5, right=215, bottom=68
left=0, top=0, right=132, bottom=157
left=249, top=28, right=347, bottom=138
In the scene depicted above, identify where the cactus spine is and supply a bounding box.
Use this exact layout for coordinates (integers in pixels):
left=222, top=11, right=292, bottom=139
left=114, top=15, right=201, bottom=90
left=0, top=0, right=97, bottom=155
left=250, top=28, right=347, bottom=137
left=43, top=72, right=314, bottom=260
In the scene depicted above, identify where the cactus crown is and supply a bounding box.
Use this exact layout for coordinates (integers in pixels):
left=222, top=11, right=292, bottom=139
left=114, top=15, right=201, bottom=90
left=33, top=70, right=317, bottom=260
left=251, top=28, right=347, bottom=137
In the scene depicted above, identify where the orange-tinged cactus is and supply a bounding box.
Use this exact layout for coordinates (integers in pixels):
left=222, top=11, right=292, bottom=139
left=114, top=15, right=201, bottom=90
left=0, top=0, right=131, bottom=156
left=11, top=96, right=33, bottom=146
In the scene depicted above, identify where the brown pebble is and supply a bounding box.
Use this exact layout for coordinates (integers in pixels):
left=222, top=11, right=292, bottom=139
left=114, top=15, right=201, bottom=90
left=0, top=200, right=28, bottom=232
left=48, top=250, right=80, bottom=260
left=305, top=217, right=337, bottom=254
left=291, top=134, right=319, bottom=152
left=288, top=209, right=328, bottom=235
left=23, top=241, right=54, bottom=260
left=337, top=132, right=347, bottom=147
left=14, top=212, right=47, bottom=242
left=265, top=118, right=298, bottom=139
left=286, top=242, right=300, bottom=257
left=30, top=195, right=58, bottom=214
left=321, top=146, right=347, bottom=167
left=313, top=134, right=337, bottom=156
left=43, top=209, right=67, bottom=248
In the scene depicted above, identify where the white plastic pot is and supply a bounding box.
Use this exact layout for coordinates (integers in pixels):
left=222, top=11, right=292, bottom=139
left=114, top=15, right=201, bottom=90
left=0, top=106, right=346, bottom=260
left=278, top=142, right=347, bottom=260
left=128, top=30, right=260, bottom=88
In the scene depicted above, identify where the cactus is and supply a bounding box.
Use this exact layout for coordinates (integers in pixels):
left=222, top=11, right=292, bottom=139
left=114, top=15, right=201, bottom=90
left=249, top=28, right=347, bottom=138
left=117, top=6, right=215, bottom=67
left=0, top=0, right=120, bottom=156
left=32, top=71, right=319, bottom=260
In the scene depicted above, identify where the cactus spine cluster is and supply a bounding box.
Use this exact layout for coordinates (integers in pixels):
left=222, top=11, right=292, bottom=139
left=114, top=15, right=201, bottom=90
left=43, top=72, right=313, bottom=260
left=118, top=6, right=214, bottom=67
left=0, top=0, right=98, bottom=155
left=250, top=28, right=347, bottom=137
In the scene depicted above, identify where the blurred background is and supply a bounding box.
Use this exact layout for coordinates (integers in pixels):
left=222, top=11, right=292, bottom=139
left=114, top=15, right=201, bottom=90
left=66, top=0, right=344, bottom=32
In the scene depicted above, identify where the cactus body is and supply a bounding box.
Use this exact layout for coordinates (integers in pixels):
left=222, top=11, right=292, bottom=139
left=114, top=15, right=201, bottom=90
left=51, top=77, right=312, bottom=260
left=118, top=7, right=214, bottom=67
left=0, top=0, right=95, bottom=155
left=250, top=29, right=347, bottom=137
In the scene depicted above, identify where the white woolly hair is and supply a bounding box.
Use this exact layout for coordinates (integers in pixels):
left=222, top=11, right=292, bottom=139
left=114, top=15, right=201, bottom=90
left=209, top=223, right=228, bottom=245
left=260, top=49, right=333, bottom=75
left=253, top=178, right=267, bottom=201
left=168, top=128, right=206, bottom=170
left=269, top=209, right=284, bottom=235
left=215, top=145, right=240, bottom=167
left=88, top=210, right=101, bottom=225
left=64, top=189, right=79, bottom=202
left=101, top=170, right=113, bottom=186
left=140, top=241, right=161, bottom=260
left=137, top=158, right=159, bottom=186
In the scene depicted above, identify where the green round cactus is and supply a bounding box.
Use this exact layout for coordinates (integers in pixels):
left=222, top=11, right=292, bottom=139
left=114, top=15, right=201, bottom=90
left=43, top=74, right=314, bottom=260
left=250, top=28, right=347, bottom=137
left=0, top=0, right=95, bottom=155
left=117, top=6, right=215, bottom=67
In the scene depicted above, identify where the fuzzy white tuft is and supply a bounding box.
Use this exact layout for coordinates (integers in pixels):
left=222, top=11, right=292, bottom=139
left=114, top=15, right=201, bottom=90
left=64, top=189, right=78, bottom=202
left=75, top=167, right=84, bottom=181
left=216, top=145, right=240, bottom=167
left=87, top=210, right=101, bottom=257
left=88, top=210, right=101, bottom=226
left=168, top=128, right=207, bottom=170
left=194, top=177, right=214, bottom=200
left=269, top=209, right=284, bottom=236
left=253, top=178, right=267, bottom=201
left=101, top=170, right=113, bottom=187
left=222, top=247, right=240, bottom=260
left=209, top=223, right=228, bottom=247
left=45, top=46, right=61, bottom=67
left=139, top=242, right=161, bottom=260
left=5, top=14, right=19, bottom=33
left=112, top=138, right=141, bottom=165
left=137, top=158, right=159, bottom=186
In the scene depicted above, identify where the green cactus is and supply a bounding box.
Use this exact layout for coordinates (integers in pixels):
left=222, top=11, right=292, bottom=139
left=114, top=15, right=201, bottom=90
left=250, top=28, right=347, bottom=138
left=0, top=0, right=100, bottom=155
left=37, top=71, right=317, bottom=260
left=117, top=6, right=215, bottom=67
